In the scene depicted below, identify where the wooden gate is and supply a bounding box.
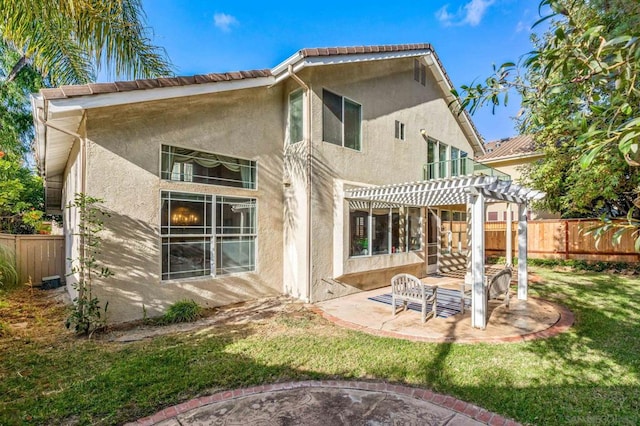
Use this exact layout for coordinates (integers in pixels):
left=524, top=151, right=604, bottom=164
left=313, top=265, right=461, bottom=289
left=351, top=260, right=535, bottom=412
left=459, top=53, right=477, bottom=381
left=0, top=234, right=65, bottom=285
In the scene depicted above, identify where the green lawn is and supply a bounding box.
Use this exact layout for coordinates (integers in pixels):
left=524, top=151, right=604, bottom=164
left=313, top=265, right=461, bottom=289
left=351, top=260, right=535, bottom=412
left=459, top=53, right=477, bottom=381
left=1, top=267, right=639, bottom=425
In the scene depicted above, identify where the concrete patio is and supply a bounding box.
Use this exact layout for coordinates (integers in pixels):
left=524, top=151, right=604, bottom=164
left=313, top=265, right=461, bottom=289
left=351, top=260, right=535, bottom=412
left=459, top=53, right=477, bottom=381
left=313, top=270, right=574, bottom=344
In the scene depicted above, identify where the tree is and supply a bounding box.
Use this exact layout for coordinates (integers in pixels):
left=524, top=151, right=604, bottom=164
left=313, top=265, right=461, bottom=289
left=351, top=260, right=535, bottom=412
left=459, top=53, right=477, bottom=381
left=1, top=0, right=172, bottom=86
left=0, top=42, right=45, bottom=233
left=65, top=193, right=112, bottom=336
left=454, top=0, right=640, bottom=232
left=0, top=0, right=173, bottom=234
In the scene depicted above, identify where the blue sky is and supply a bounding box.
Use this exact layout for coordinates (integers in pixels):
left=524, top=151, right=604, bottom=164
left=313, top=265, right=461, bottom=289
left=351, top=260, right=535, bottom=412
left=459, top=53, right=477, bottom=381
left=135, top=0, right=544, bottom=142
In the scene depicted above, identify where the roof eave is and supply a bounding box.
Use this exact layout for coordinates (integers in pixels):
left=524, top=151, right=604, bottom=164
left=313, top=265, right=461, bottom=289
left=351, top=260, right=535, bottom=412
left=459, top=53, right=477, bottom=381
left=44, top=75, right=276, bottom=111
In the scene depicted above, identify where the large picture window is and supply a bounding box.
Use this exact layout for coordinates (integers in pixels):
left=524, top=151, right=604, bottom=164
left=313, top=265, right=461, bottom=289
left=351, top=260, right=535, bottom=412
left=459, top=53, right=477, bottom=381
left=349, top=201, right=422, bottom=257
left=161, top=191, right=256, bottom=280
left=161, top=145, right=256, bottom=189
left=322, top=89, right=362, bottom=150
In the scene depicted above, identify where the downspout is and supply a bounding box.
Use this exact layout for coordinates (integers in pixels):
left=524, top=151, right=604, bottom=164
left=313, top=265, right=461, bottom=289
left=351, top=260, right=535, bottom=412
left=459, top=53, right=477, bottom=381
left=287, top=65, right=313, bottom=302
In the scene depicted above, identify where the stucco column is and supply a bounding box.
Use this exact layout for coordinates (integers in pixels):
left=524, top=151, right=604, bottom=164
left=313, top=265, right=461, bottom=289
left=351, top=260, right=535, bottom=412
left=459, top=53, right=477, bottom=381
left=506, top=203, right=513, bottom=265
left=517, top=203, right=528, bottom=300
left=471, top=191, right=486, bottom=329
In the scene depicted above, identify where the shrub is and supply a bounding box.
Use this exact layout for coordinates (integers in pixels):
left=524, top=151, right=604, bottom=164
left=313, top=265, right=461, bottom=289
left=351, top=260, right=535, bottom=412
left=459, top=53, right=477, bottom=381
left=161, top=300, right=202, bottom=324
left=0, top=245, right=18, bottom=289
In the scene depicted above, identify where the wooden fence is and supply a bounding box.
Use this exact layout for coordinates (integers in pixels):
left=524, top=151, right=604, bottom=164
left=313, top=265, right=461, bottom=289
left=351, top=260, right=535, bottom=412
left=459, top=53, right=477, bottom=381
left=0, top=234, right=65, bottom=285
left=485, top=219, right=640, bottom=263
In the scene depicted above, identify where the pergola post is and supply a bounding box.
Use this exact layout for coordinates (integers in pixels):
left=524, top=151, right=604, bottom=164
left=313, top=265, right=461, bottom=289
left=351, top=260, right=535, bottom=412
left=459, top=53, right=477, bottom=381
left=470, top=191, right=486, bottom=329
left=506, top=203, right=513, bottom=265
left=517, top=203, right=528, bottom=300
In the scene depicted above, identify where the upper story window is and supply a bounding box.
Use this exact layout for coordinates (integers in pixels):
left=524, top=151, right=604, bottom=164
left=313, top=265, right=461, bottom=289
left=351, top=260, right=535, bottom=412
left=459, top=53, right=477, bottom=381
left=289, top=89, right=303, bottom=144
left=161, top=145, right=256, bottom=189
left=322, top=89, right=362, bottom=151
left=414, top=59, right=426, bottom=86
left=425, top=138, right=469, bottom=180
left=395, top=120, right=405, bottom=141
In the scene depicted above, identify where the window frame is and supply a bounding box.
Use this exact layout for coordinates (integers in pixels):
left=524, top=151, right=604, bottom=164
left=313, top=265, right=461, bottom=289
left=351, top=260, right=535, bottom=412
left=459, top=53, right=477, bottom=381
left=160, top=144, right=257, bottom=190
left=322, top=89, right=362, bottom=151
left=160, top=190, right=258, bottom=281
left=288, top=89, right=304, bottom=144
left=395, top=120, right=406, bottom=141
left=348, top=201, right=423, bottom=258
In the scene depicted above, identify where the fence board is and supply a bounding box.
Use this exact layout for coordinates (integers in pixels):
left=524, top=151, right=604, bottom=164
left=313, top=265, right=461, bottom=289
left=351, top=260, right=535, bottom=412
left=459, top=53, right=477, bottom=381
left=0, top=234, right=65, bottom=285
left=485, top=219, right=640, bottom=262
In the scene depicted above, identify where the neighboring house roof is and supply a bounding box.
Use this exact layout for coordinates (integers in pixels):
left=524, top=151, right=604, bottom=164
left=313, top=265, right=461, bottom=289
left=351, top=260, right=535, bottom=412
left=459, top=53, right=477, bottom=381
left=32, top=43, right=486, bottom=213
left=476, top=135, right=540, bottom=163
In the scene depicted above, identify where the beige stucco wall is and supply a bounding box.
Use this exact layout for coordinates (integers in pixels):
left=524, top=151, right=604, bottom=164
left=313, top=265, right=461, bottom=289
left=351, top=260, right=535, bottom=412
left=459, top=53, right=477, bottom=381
left=57, top=55, right=485, bottom=320
left=294, top=58, right=477, bottom=302
left=82, top=85, right=286, bottom=323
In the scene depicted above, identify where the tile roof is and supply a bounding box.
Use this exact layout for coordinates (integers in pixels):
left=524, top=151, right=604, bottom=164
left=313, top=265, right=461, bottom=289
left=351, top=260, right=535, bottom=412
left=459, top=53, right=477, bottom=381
left=476, top=135, right=538, bottom=162
left=36, top=42, right=483, bottom=152
left=38, top=44, right=436, bottom=101
left=299, top=43, right=432, bottom=58
left=39, top=69, right=273, bottom=100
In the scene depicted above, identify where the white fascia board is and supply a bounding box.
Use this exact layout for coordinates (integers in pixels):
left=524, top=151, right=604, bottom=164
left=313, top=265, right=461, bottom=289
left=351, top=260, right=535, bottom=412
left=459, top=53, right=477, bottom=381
left=31, top=94, right=46, bottom=174
left=272, top=49, right=433, bottom=83
left=271, top=51, right=305, bottom=76
left=46, top=76, right=275, bottom=111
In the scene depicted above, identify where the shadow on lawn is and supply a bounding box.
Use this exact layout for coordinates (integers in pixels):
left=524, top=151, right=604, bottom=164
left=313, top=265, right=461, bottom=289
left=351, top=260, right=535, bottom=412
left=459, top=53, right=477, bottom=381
left=512, top=271, right=640, bottom=422
left=526, top=271, right=640, bottom=374
left=0, top=320, right=333, bottom=425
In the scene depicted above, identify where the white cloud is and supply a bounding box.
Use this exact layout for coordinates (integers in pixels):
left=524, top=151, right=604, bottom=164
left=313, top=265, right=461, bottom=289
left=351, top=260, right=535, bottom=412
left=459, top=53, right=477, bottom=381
left=214, top=12, right=238, bottom=32
left=435, top=5, right=455, bottom=26
left=515, top=20, right=528, bottom=33
left=436, top=0, right=495, bottom=27
left=463, top=0, right=495, bottom=26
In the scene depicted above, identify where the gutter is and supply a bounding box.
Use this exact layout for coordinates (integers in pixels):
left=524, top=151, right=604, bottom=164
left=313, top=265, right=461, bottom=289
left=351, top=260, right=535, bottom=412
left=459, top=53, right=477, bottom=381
left=287, top=65, right=313, bottom=303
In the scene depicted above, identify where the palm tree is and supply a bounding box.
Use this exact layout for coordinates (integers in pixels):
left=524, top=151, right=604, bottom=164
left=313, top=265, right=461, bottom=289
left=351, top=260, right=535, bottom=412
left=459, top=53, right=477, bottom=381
left=0, top=0, right=173, bottom=85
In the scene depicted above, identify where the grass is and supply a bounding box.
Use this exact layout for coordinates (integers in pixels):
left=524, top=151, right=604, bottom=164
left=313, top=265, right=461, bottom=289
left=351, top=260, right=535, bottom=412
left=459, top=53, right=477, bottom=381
left=1, top=267, right=639, bottom=425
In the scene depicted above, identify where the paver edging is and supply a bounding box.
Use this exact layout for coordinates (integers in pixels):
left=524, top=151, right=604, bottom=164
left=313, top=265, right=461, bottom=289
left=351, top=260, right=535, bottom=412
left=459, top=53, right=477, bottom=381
left=130, top=380, right=521, bottom=425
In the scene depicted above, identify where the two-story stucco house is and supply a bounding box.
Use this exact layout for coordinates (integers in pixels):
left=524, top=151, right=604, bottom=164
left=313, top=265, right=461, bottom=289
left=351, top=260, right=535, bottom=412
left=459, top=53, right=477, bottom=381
left=32, top=44, right=540, bottom=327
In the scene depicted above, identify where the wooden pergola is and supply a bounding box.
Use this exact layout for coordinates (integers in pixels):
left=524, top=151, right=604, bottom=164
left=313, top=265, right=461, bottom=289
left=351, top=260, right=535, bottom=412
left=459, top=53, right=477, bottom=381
left=345, top=175, right=544, bottom=329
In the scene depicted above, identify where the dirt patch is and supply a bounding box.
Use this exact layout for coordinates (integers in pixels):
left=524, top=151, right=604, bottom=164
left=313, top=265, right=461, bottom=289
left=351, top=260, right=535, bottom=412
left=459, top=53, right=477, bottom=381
left=0, top=286, right=317, bottom=346
left=101, top=296, right=309, bottom=343
left=0, top=285, right=70, bottom=345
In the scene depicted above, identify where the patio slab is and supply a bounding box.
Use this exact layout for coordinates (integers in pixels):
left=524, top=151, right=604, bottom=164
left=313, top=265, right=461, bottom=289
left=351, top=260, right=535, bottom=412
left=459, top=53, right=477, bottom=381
left=313, top=286, right=573, bottom=344
left=129, top=381, right=520, bottom=425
